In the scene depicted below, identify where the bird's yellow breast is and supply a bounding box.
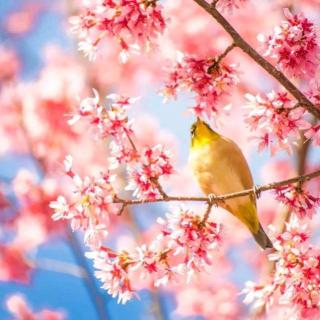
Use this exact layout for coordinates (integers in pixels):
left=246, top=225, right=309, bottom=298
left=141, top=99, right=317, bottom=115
left=189, top=137, right=259, bottom=233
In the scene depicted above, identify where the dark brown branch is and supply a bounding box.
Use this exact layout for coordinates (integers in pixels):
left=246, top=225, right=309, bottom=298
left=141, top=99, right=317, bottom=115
left=192, top=0, right=320, bottom=119
left=125, top=129, right=138, bottom=153
left=114, top=169, right=320, bottom=206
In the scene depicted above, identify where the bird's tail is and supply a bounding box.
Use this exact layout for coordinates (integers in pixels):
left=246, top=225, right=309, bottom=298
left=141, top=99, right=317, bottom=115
left=253, top=224, right=273, bottom=250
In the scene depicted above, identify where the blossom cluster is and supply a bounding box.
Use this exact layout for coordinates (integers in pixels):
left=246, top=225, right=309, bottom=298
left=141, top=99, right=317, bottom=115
left=70, top=0, right=166, bottom=61
left=243, top=217, right=320, bottom=318
left=275, top=184, right=320, bottom=219
left=126, top=144, right=174, bottom=199
left=68, top=90, right=136, bottom=140
left=245, top=91, right=310, bottom=154
left=70, top=91, right=174, bottom=199
left=162, top=54, right=238, bottom=120
left=50, top=156, right=117, bottom=249
left=51, top=91, right=174, bottom=248
left=258, top=9, right=320, bottom=79
left=216, top=0, right=247, bottom=12
left=86, top=206, right=222, bottom=303
left=0, top=245, right=32, bottom=283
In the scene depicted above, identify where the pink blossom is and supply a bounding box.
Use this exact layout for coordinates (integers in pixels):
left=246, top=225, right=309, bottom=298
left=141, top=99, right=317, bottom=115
left=6, top=294, right=65, bottom=320
left=86, top=206, right=222, bottom=303
left=0, top=245, right=31, bottom=283
left=245, top=91, right=310, bottom=154
left=70, top=93, right=175, bottom=201
left=0, top=46, right=20, bottom=84
left=175, top=280, right=240, bottom=320
left=4, top=3, right=41, bottom=35
left=303, top=83, right=320, bottom=145
left=217, top=0, right=248, bottom=13
left=12, top=170, right=64, bottom=237
left=243, top=217, right=320, bottom=318
left=157, top=206, right=222, bottom=278
left=258, top=8, right=320, bottom=79
left=305, top=124, right=320, bottom=146
left=69, top=90, right=137, bottom=141
left=162, top=54, right=238, bottom=120
left=275, top=184, right=320, bottom=219
left=126, top=145, right=174, bottom=199
left=108, top=140, right=137, bottom=169
left=70, top=0, right=166, bottom=61
left=50, top=156, right=117, bottom=248
left=86, top=248, right=136, bottom=304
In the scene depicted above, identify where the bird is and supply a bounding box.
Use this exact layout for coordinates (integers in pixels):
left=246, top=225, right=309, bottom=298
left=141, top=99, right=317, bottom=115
left=189, top=118, right=273, bottom=250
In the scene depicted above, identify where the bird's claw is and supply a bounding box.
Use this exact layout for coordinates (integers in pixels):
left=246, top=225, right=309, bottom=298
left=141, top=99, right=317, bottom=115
left=254, top=185, right=261, bottom=199
left=208, top=193, right=219, bottom=207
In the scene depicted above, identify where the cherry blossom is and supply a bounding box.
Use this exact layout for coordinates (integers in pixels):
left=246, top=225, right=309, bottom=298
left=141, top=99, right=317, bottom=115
left=69, top=92, right=174, bottom=201
left=69, top=90, right=136, bottom=141
left=175, top=280, right=241, bottom=320
left=0, top=245, right=32, bottom=283
left=162, top=53, right=238, bottom=119
left=50, top=156, right=117, bottom=248
left=217, top=0, right=248, bottom=12
left=244, top=91, right=310, bottom=154
left=305, top=124, right=320, bottom=146
left=243, top=217, right=320, bottom=318
left=86, top=206, right=222, bottom=303
left=70, top=0, right=166, bottom=61
left=6, top=294, right=65, bottom=320
left=0, top=46, right=20, bottom=84
left=258, top=8, right=320, bottom=79
left=304, top=83, right=320, bottom=146
left=275, top=184, right=320, bottom=219
left=126, top=145, right=174, bottom=199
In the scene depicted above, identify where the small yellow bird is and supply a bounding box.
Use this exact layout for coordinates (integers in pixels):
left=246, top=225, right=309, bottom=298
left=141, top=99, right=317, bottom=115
left=189, top=118, right=273, bottom=250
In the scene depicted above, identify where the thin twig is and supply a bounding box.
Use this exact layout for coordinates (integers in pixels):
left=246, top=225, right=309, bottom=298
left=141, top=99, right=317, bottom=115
left=125, top=129, right=138, bottom=153
left=201, top=202, right=214, bottom=225
left=114, top=169, right=320, bottom=206
left=208, top=42, right=236, bottom=73
left=192, top=0, right=320, bottom=119
left=152, top=178, right=169, bottom=199
left=118, top=203, right=127, bottom=215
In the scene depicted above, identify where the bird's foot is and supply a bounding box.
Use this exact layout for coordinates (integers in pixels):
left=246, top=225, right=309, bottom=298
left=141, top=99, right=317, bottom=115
left=254, top=185, right=261, bottom=199
left=208, top=193, right=219, bottom=207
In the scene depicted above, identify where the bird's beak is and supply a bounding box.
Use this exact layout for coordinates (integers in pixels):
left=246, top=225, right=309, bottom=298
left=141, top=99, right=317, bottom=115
left=196, top=117, right=201, bottom=125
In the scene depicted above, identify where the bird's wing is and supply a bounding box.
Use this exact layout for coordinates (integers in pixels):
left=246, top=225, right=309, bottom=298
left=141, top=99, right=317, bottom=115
left=189, top=135, right=256, bottom=202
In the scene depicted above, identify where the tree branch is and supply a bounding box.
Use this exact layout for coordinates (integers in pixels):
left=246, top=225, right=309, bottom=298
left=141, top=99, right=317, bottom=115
left=192, top=0, right=320, bottom=119
left=114, top=168, right=320, bottom=206
left=208, top=42, right=236, bottom=73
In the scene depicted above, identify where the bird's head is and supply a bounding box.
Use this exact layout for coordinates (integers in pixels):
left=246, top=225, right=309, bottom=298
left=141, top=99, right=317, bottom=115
left=190, top=118, right=220, bottom=147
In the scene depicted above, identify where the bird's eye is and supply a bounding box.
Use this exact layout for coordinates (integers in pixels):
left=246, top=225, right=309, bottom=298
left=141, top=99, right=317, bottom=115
left=190, top=124, right=196, bottom=136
